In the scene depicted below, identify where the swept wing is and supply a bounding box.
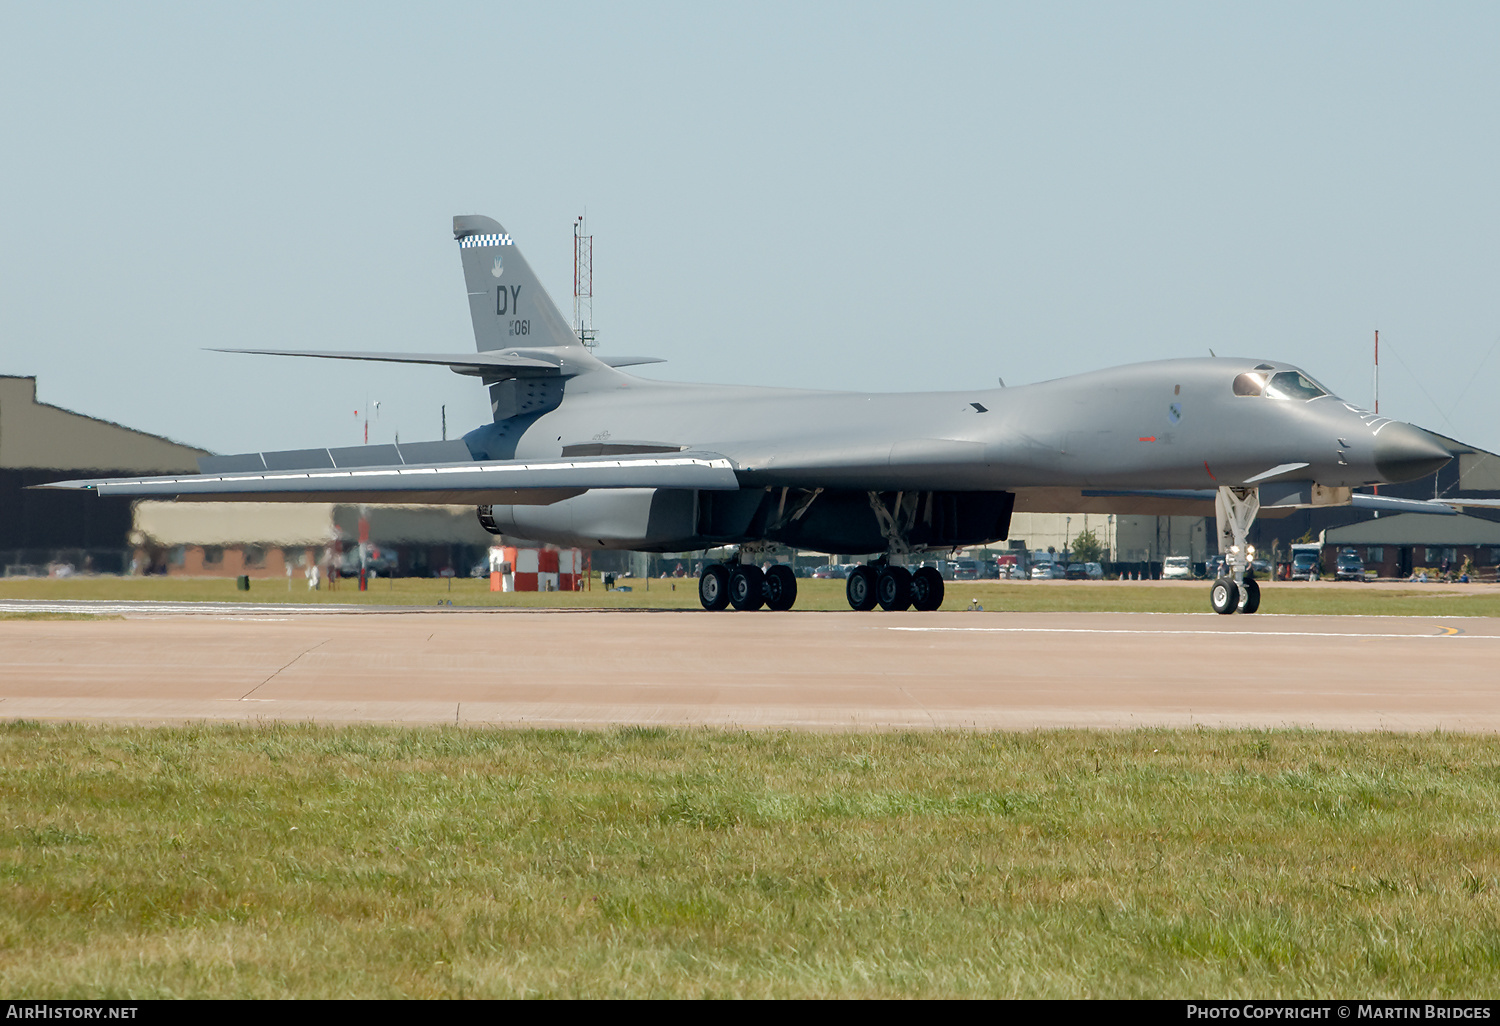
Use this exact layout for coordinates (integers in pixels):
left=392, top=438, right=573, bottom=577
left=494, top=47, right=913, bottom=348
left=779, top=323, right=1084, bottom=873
left=40, top=450, right=739, bottom=505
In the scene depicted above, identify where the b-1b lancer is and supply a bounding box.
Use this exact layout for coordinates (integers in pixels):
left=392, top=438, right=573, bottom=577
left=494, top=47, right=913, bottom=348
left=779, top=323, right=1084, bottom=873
left=48, top=214, right=1468, bottom=614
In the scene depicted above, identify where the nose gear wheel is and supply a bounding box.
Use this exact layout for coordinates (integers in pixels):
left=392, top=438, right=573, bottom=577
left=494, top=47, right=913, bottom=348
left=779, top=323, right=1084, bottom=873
left=1211, top=577, right=1239, bottom=615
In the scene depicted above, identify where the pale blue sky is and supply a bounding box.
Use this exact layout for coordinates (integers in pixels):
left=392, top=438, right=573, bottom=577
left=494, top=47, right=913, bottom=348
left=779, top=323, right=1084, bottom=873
left=2, top=2, right=1497, bottom=455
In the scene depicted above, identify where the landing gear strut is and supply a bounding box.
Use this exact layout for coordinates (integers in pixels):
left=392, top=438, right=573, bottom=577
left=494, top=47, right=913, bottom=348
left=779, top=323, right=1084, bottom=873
left=1211, top=485, right=1262, bottom=615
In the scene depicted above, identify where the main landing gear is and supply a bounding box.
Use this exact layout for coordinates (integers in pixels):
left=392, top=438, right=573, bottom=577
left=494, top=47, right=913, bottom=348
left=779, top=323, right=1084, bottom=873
left=696, top=559, right=944, bottom=613
left=1210, top=485, right=1262, bottom=615
left=839, top=491, right=945, bottom=612
left=698, top=491, right=951, bottom=613
left=845, top=562, right=945, bottom=612
left=698, top=562, right=798, bottom=611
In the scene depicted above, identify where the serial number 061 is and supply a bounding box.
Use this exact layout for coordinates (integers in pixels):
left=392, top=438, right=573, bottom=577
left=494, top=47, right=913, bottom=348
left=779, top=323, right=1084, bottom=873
left=508, top=320, right=530, bottom=336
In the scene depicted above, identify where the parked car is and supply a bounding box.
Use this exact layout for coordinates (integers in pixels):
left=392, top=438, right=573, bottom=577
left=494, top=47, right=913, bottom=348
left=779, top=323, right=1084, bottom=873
left=1030, top=558, right=1065, bottom=580
left=953, top=559, right=982, bottom=580
left=1162, top=556, right=1193, bottom=580
left=1334, top=548, right=1365, bottom=581
left=1290, top=549, right=1320, bottom=581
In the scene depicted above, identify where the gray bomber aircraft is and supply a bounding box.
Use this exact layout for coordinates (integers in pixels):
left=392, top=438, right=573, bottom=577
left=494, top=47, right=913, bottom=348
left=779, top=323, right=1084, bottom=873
left=47, top=214, right=1471, bottom=614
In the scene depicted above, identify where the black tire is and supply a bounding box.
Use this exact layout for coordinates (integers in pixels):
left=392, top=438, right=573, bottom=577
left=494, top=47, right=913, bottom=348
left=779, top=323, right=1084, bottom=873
left=729, top=565, right=766, bottom=611
left=1238, top=576, right=1261, bottom=614
left=846, top=565, right=879, bottom=611
left=911, top=566, right=945, bottom=611
left=1210, top=577, right=1239, bottom=615
left=877, top=565, right=913, bottom=611
left=699, top=564, right=730, bottom=610
left=764, top=564, right=798, bottom=611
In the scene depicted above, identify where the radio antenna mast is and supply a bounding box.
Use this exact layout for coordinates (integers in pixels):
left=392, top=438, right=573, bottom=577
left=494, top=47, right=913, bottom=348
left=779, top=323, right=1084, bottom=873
left=573, top=214, right=597, bottom=351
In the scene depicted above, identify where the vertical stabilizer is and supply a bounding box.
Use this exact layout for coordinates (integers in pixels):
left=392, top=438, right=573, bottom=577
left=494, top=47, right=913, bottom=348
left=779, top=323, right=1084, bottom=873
left=453, top=215, right=582, bottom=353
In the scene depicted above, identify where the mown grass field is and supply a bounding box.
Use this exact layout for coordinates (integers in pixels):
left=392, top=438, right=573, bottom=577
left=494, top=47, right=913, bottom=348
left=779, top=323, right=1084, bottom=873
left=4, top=574, right=1500, bottom=616
left=1, top=724, right=1498, bottom=998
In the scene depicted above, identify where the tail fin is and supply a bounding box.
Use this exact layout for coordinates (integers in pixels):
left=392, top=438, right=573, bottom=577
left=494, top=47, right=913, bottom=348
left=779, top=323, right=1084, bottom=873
left=453, top=215, right=582, bottom=353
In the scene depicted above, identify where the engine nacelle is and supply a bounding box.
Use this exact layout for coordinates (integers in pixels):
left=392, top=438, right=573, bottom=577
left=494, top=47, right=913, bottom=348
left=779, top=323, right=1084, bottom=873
left=478, top=488, right=700, bottom=550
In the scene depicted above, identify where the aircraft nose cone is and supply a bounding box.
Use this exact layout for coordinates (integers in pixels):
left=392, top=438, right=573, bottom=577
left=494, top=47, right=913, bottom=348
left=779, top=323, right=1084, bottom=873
left=1374, top=422, right=1452, bottom=483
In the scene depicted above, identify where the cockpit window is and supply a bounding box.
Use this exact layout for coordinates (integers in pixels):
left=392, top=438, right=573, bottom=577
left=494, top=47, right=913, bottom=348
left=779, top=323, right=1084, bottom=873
left=1232, top=369, right=1331, bottom=400
left=1233, top=372, right=1266, bottom=396
left=1263, top=371, right=1328, bottom=401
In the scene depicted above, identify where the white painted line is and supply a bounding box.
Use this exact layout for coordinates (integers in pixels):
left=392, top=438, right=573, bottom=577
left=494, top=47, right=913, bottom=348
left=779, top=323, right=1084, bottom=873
left=888, top=626, right=1490, bottom=640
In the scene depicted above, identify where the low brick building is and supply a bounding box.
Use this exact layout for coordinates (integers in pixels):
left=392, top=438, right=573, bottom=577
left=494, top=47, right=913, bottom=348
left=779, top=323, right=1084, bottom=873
left=1323, top=512, right=1500, bottom=579
left=132, top=501, right=497, bottom=579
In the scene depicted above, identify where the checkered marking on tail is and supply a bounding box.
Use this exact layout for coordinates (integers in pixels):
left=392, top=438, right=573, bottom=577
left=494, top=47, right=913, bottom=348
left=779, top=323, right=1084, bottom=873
left=459, top=233, right=513, bottom=248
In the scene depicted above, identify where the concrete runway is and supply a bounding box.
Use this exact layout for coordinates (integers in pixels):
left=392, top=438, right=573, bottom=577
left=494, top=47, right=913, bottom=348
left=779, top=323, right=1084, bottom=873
left=1, top=603, right=1497, bottom=731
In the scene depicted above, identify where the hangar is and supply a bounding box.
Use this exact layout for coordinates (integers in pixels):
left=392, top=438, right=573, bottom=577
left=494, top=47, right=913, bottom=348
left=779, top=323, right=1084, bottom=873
left=0, top=376, right=205, bottom=574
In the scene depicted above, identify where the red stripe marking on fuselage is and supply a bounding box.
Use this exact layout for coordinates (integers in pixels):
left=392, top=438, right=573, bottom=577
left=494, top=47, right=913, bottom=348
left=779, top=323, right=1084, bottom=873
left=1138, top=436, right=1156, bottom=442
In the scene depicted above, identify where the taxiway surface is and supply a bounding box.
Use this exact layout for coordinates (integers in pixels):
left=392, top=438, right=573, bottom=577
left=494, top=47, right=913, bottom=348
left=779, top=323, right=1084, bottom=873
left=1, top=604, right=1495, bottom=731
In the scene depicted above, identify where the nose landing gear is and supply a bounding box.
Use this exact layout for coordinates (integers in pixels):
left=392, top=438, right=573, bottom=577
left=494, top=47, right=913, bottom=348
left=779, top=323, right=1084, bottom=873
left=1211, top=485, right=1263, bottom=615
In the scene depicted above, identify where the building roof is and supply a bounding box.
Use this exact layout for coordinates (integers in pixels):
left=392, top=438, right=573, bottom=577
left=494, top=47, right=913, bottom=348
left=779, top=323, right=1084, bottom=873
left=1326, top=512, right=1500, bottom=546
left=0, top=376, right=206, bottom=472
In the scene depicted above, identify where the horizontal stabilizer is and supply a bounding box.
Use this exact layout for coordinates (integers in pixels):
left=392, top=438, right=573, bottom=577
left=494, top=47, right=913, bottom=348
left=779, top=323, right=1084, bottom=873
left=211, top=348, right=564, bottom=376
left=41, top=451, right=741, bottom=504
left=1351, top=493, right=1458, bottom=515
left=598, top=356, right=666, bottom=368
left=1072, top=487, right=1463, bottom=517
left=1439, top=498, right=1500, bottom=508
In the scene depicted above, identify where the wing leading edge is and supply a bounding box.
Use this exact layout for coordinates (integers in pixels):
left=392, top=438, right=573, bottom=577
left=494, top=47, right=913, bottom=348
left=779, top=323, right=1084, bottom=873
left=39, top=451, right=740, bottom=505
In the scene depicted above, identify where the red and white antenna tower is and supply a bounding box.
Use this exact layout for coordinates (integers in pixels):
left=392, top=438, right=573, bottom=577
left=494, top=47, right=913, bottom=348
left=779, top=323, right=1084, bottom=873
left=1373, top=329, right=1380, bottom=499
left=573, top=214, right=597, bottom=351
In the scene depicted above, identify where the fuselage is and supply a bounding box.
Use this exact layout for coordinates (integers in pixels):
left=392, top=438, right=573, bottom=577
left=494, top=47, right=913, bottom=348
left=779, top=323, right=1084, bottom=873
left=474, top=356, right=1447, bottom=495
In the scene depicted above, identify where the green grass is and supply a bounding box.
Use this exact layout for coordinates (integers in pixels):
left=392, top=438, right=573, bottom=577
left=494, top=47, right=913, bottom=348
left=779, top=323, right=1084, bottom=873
left=4, top=574, right=1500, bottom=616
left=1, top=724, right=1498, bottom=997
